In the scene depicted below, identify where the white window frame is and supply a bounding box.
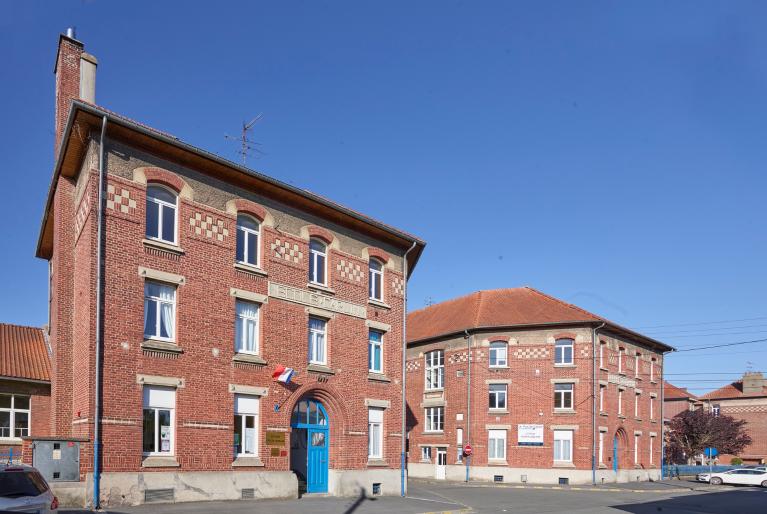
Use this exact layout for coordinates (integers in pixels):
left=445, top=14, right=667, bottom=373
left=618, top=348, right=624, bottom=374
left=712, top=404, right=720, bottom=417
left=649, top=397, right=654, bottom=420
left=599, top=342, right=606, bottom=368
left=421, top=446, right=432, bottom=462
left=0, top=394, right=30, bottom=439
left=236, top=214, right=260, bottom=267
left=142, top=386, right=175, bottom=457
left=424, top=350, right=444, bottom=391
left=235, top=299, right=260, bottom=355
left=489, top=341, right=508, bottom=368
left=308, top=316, right=327, bottom=365
left=635, top=392, right=641, bottom=418
left=369, top=259, right=383, bottom=301
left=554, top=383, right=574, bottom=410
left=309, top=239, right=327, bottom=285
left=650, top=359, right=656, bottom=381
left=618, top=389, right=624, bottom=415
left=553, top=429, right=573, bottom=463
left=649, top=436, right=655, bottom=465
left=634, top=435, right=640, bottom=465
left=368, top=329, right=383, bottom=374
left=424, top=406, right=444, bottom=433
left=599, top=384, right=605, bottom=412
left=635, top=353, right=641, bottom=377
left=145, top=184, right=178, bottom=245
left=368, top=408, right=384, bottom=459
left=143, top=281, right=176, bottom=342
left=598, top=431, right=605, bottom=464
left=456, top=428, right=463, bottom=463
left=554, top=338, right=574, bottom=365
left=489, top=383, right=508, bottom=410
left=234, top=394, right=260, bottom=457
left=488, top=429, right=507, bottom=461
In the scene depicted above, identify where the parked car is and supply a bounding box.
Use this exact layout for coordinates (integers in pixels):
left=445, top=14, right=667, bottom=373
left=696, top=468, right=767, bottom=487
left=0, top=464, right=58, bottom=513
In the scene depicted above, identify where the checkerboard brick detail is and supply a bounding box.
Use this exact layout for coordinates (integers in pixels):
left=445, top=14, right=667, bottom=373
left=391, top=276, right=405, bottom=297
left=106, top=184, right=137, bottom=214
left=406, top=360, right=421, bottom=372
left=74, top=194, right=91, bottom=237
left=580, top=346, right=590, bottom=358
left=189, top=212, right=230, bottom=242
left=337, top=259, right=364, bottom=282
left=513, top=347, right=550, bottom=359
left=271, top=238, right=303, bottom=264
left=448, top=352, right=470, bottom=365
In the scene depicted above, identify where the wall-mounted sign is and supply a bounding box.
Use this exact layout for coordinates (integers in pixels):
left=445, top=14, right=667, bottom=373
left=517, top=424, right=544, bottom=446
left=270, top=447, right=280, bottom=457
left=266, top=431, right=286, bottom=447
left=268, top=282, right=366, bottom=318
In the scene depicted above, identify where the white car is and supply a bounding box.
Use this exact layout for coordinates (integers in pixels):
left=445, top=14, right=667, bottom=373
left=0, top=463, right=58, bottom=513
left=696, top=468, right=767, bottom=487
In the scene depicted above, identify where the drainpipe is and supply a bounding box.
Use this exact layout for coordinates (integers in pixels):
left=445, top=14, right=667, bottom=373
left=660, top=350, right=670, bottom=479
left=400, top=241, right=417, bottom=498
left=93, top=115, right=107, bottom=509
left=591, top=322, right=605, bottom=486
left=464, top=329, right=471, bottom=482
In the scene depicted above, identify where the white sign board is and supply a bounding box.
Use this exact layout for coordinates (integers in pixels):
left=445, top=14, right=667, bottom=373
left=517, top=424, right=544, bottom=446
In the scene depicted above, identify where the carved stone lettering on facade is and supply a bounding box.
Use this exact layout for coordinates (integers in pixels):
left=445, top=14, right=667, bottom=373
left=267, top=282, right=366, bottom=319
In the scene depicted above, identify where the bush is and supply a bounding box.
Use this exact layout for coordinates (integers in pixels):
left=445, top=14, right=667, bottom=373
left=731, top=457, right=743, bottom=465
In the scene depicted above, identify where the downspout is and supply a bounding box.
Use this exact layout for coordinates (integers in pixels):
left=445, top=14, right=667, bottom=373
left=400, top=241, right=417, bottom=497
left=660, top=350, right=670, bottom=479
left=465, top=329, right=471, bottom=482
left=93, top=115, right=107, bottom=509
left=592, top=322, right=605, bottom=486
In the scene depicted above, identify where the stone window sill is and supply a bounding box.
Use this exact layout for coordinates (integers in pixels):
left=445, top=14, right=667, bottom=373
left=142, top=456, right=180, bottom=468
left=368, top=299, right=391, bottom=310
left=489, top=409, right=509, bottom=414
left=635, top=418, right=643, bottom=422
left=368, top=373, right=391, bottom=383
left=367, top=459, right=388, bottom=467
left=142, top=340, right=183, bottom=354
left=650, top=380, right=658, bottom=385
left=308, top=282, right=335, bottom=295
left=488, top=460, right=508, bottom=466
left=600, top=367, right=609, bottom=372
left=599, top=412, right=609, bottom=417
left=489, top=365, right=509, bottom=369
left=143, top=238, right=184, bottom=255
left=425, top=388, right=444, bottom=393
left=650, top=420, right=657, bottom=424
left=0, top=437, right=22, bottom=445
left=233, top=353, right=267, bottom=365
left=598, top=463, right=608, bottom=469
left=553, top=462, right=576, bottom=468
left=554, top=409, right=576, bottom=415
left=423, top=431, right=444, bottom=436
left=234, top=262, right=268, bottom=277
left=232, top=456, right=264, bottom=467
left=554, top=363, right=576, bottom=368
left=618, top=415, right=627, bottom=420
left=307, top=364, right=335, bottom=375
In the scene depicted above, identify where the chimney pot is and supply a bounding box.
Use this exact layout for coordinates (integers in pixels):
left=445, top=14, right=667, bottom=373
left=66, top=27, right=76, bottom=39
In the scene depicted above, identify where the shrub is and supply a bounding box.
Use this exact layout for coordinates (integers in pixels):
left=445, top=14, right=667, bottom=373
left=731, top=457, right=743, bottom=465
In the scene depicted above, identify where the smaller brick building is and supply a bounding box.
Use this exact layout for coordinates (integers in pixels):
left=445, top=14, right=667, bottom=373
left=0, top=323, right=52, bottom=461
left=405, top=288, right=673, bottom=485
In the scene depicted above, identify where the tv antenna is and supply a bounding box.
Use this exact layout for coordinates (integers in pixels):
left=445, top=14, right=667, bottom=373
left=225, top=114, right=264, bottom=164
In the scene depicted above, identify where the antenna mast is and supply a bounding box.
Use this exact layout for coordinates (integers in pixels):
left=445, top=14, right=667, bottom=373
left=225, top=114, right=264, bottom=164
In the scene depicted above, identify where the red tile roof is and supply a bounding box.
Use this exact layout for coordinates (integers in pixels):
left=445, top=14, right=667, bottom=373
left=700, top=381, right=767, bottom=400
left=663, top=381, right=697, bottom=400
left=407, top=287, right=672, bottom=352
left=0, top=324, right=51, bottom=382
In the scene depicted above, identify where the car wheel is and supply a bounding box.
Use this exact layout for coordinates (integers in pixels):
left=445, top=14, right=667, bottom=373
left=761, top=480, right=767, bottom=488
left=710, top=477, right=723, bottom=485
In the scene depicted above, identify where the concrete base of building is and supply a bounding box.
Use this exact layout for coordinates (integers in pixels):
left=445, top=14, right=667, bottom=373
left=408, top=463, right=662, bottom=485
left=328, top=468, right=403, bottom=496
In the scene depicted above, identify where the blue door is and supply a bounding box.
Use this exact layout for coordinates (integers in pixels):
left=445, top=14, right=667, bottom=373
left=291, top=399, right=329, bottom=493
left=613, top=436, right=618, bottom=472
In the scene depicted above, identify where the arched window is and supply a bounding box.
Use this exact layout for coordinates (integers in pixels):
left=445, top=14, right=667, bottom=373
left=309, top=239, right=327, bottom=285
left=369, top=259, right=383, bottom=301
left=236, top=214, right=260, bottom=266
left=146, top=185, right=178, bottom=244
left=489, top=341, right=507, bottom=367
left=554, top=338, right=574, bottom=365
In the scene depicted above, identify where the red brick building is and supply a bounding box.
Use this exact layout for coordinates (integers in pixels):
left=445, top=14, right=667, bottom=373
left=405, top=288, right=673, bottom=484
left=0, top=323, right=51, bottom=461
left=31, top=31, right=424, bottom=507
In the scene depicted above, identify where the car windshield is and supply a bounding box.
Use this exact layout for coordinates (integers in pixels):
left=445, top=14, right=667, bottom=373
left=0, top=470, right=49, bottom=498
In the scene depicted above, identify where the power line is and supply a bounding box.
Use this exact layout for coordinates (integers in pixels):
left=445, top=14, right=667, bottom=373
left=664, top=372, right=764, bottom=375
left=673, top=337, right=767, bottom=353
left=630, top=316, right=767, bottom=330
left=642, top=323, right=767, bottom=335
left=660, top=329, right=767, bottom=339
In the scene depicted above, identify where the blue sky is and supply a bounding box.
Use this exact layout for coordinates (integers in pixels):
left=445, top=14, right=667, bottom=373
left=1, top=1, right=765, bottom=393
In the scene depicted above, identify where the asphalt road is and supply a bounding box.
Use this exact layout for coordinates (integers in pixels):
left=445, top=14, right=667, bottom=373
left=60, top=478, right=767, bottom=514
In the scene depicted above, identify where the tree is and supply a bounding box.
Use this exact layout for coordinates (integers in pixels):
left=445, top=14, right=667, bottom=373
left=665, top=410, right=752, bottom=464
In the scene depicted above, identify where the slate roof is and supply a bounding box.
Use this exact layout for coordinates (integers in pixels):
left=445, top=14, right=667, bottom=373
left=0, top=323, right=51, bottom=382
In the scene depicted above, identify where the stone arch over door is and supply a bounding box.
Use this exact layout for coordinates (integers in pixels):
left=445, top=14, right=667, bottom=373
left=613, top=427, right=629, bottom=470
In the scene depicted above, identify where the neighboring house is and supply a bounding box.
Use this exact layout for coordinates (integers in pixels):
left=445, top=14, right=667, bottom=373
left=662, top=381, right=698, bottom=420
left=30, top=31, right=424, bottom=507
left=699, top=372, right=767, bottom=465
left=405, top=288, right=673, bottom=485
left=0, top=323, right=51, bottom=462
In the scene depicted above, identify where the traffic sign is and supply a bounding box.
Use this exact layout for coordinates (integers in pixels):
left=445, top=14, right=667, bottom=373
left=704, top=447, right=718, bottom=458
left=463, top=444, right=473, bottom=456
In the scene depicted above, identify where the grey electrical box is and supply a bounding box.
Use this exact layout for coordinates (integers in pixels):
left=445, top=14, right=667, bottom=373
left=32, top=440, right=80, bottom=482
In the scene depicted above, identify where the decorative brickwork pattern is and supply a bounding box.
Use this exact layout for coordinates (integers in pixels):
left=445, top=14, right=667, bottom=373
left=74, top=195, right=91, bottom=237
left=406, top=360, right=421, bottom=372
left=448, top=351, right=470, bottom=365
left=337, top=259, right=364, bottom=282
left=391, top=276, right=405, bottom=297
left=271, top=238, right=303, bottom=264
left=106, top=184, right=137, bottom=214
left=189, top=212, right=230, bottom=242
left=513, top=347, right=550, bottom=359
left=580, top=346, right=590, bottom=358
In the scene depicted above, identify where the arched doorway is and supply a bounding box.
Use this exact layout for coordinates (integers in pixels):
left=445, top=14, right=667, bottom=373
left=291, top=398, right=329, bottom=493
left=613, top=428, right=628, bottom=472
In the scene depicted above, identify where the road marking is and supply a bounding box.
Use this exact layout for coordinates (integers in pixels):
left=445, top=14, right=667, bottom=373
left=406, top=496, right=463, bottom=506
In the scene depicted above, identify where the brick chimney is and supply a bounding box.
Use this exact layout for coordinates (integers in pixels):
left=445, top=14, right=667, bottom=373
left=54, top=28, right=97, bottom=155
left=742, top=371, right=765, bottom=395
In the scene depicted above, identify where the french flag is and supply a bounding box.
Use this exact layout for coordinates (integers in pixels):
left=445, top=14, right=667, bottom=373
left=272, top=365, right=295, bottom=384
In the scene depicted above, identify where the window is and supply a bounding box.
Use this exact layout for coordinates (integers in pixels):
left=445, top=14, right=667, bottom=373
left=635, top=353, right=641, bottom=377
left=309, top=239, right=327, bottom=285
left=369, top=259, right=383, bottom=301
left=649, top=436, right=654, bottom=464
left=308, top=317, right=327, bottom=365
left=236, top=215, right=260, bottom=267
left=368, top=330, right=383, bottom=374
left=0, top=394, right=30, bottom=438
left=554, top=383, right=574, bottom=410
left=142, top=386, right=174, bottom=455
left=617, top=347, right=624, bottom=373
left=635, top=392, right=641, bottom=418
left=424, top=350, right=444, bottom=391
left=421, top=446, right=432, bottom=462
left=599, top=342, right=606, bottom=368
left=368, top=408, right=383, bottom=459
left=649, top=397, right=654, bottom=420
left=456, top=428, right=463, bottom=463
left=650, top=359, right=656, bottom=381
left=235, top=300, right=259, bottom=354
left=489, top=341, right=508, bottom=367
left=234, top=394, right=259, bottom=456
left=618, top=389, right=624, bottom=415
left=599, top=384, right=605, bottom=412
left=634, top=435, right=640, bottom=465
left=488, top=429, right=507, bottom=460
left=598, top=431, right=605, bottom=463
left=425, top=407, right=444, bottom=432
left=554, top=339, right=574, bottom=365
left=143, top=281, right=176, bottom=341
left=146, top=185, right=177, bottom=244
left=489, top=384, right=507, bottom=410
left=712, top=404, right=720, bottom=417
left=553, top=430, right=573, bottom=463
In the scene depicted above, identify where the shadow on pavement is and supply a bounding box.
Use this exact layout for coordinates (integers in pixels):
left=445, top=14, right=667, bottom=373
left=343, top=487, right=376, bottom=514
left=611, top=489, right=765, bottom=514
